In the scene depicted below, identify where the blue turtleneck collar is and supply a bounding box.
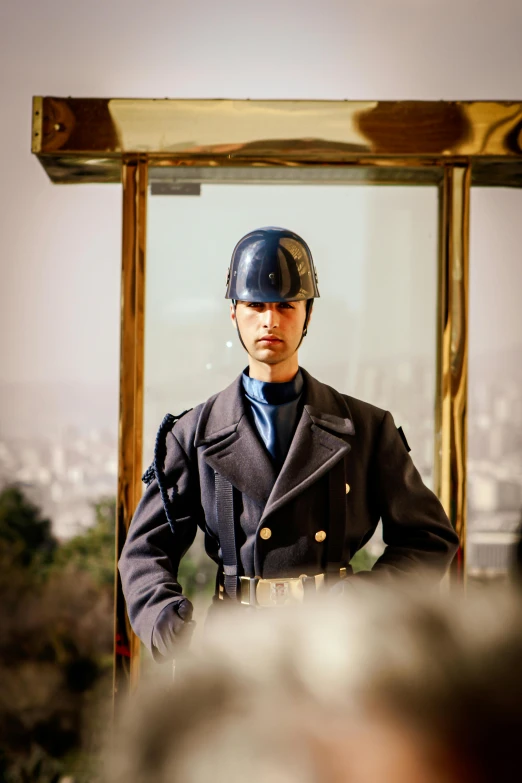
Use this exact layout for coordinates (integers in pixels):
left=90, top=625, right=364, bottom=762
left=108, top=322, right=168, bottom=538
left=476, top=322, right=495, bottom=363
left=241, top=368, right=304, bottom=468
left=241, top=368, right=304, bottom=406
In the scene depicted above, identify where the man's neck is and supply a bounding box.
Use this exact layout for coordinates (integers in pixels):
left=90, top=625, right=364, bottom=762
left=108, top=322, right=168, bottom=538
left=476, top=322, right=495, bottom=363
left=247, top=357, right=299, bottom=383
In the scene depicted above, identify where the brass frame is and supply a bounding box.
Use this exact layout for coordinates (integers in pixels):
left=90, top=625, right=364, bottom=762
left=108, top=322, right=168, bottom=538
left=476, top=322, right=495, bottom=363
left=33, top=98, right=522, bottom=186
left=30, top=96, right=522, bottom=688
left=435, top=166, right=471, bottom=581
left=114, top=157, right=147, bottom=692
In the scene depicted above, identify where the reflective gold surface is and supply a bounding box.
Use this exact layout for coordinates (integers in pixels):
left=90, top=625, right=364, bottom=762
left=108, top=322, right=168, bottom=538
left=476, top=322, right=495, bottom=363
left=434, top=165, right=470, bottom=584
left=114, top=157, right=147, bottom=695
left=32, top=98, right=522, bottom=186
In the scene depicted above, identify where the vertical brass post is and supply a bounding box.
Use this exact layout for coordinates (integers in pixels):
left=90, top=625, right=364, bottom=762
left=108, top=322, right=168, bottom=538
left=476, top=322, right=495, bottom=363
left=114, top=156, right=147, bottom=695
left=434, top=164, right=471, bottom=584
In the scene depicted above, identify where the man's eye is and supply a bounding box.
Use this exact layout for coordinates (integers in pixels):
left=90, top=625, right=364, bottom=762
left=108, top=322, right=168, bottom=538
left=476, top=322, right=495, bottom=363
left=248, top=302, right=263, bottom=308
left=279, top=302, right=294, bottom=309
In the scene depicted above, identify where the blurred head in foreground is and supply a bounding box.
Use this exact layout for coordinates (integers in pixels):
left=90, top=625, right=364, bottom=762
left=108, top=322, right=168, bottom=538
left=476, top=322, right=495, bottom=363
left=107, top=584, right=522, bottom=783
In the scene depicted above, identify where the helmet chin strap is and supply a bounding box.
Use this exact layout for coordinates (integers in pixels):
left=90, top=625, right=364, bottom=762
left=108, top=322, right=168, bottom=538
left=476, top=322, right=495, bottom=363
left=233, top=298, right=313, bottom=362
left=232, top=301, right=249, bottom=353
left=296, top=299, right=313, bottom=350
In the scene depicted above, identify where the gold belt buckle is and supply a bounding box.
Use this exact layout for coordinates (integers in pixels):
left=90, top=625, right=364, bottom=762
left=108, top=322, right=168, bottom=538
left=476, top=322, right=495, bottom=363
left=256, top=577, right=303, bottom=607
left=237, top=572, right=341, bottom=606
left=252, top=574, right=325, bottom=607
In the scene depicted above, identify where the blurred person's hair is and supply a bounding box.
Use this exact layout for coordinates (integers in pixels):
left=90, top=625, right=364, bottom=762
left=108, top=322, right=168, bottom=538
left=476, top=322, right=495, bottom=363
left=106, top=582, right=522, bottom=783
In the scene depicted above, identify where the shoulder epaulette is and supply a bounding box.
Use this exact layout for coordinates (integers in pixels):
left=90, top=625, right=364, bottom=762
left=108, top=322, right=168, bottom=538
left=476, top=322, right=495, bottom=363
left=141, top=410, right=192, bottom=530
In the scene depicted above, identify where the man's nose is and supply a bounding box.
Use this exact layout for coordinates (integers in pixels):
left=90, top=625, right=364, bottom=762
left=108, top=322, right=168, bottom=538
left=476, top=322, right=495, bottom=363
left=263, top=305, right=279, bottom=328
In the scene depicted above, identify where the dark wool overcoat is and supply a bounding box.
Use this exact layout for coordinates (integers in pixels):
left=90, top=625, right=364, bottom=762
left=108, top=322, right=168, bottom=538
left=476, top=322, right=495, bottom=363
left=119, top=368, right=459, bottom=653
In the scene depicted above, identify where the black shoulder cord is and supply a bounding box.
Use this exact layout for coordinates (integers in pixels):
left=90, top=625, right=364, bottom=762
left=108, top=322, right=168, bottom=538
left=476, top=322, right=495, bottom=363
left=143, top=410, right=238, bottom=598
left=142, top=410, right=191, bottom=533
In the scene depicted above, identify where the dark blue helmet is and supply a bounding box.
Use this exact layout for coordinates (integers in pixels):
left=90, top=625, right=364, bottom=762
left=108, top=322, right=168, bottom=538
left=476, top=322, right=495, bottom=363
left=225, top=227, right=320, bottom=302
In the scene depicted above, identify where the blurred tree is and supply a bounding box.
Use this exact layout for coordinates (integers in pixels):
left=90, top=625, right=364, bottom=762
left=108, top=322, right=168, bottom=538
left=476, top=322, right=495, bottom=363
left=0, top=485, right=56, bottom=569
left=52, top=498, right=116, bottom=589
left=0, top=494, right=114, bottom=783
left=0, top=487, right=113, bottom=782
left=0, top=564, right=113, bottom=783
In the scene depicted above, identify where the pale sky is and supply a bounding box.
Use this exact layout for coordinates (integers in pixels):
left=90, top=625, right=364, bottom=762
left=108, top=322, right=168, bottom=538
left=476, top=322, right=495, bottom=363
left=1, top=0, right=522, bottom=415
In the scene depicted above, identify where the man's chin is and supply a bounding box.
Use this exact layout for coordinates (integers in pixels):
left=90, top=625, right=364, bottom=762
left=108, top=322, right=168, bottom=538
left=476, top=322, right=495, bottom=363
left=249, top=348, right=290, bottom=365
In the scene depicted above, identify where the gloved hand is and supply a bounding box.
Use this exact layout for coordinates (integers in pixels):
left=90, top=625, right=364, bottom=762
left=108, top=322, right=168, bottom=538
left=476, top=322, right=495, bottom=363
left=152, top=598, right=195, bottom=659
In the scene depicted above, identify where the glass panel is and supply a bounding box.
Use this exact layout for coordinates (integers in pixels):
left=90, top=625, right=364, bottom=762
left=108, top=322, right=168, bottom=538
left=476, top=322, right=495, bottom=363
left=144, top=176, right=439, bottom=606
left=467, top=189, right=522, bottom=584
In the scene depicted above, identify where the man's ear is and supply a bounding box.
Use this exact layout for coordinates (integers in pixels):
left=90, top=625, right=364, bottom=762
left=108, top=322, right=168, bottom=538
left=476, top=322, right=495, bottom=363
left=230, top=301, right=237, bottom=329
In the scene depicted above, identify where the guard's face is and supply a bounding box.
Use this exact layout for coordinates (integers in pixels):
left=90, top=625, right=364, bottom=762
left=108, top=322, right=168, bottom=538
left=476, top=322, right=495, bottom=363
left=230, top=300, right=309, bottom=365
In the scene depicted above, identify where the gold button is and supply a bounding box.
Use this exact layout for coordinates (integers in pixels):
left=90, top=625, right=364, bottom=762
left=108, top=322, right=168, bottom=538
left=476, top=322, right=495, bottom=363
left=260, top=527, right=272, bottom=540
left=315, top=530, right=327, bottom=542
left=345, top=483, right=351, bottom=494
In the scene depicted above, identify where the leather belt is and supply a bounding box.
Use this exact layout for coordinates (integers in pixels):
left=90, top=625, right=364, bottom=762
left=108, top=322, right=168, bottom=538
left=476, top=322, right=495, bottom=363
left=218, top=568, right=347, bottom=607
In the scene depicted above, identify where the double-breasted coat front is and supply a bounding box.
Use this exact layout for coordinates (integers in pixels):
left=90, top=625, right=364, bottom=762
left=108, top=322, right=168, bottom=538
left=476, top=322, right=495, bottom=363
left=119, top=368, right=459, bottom=653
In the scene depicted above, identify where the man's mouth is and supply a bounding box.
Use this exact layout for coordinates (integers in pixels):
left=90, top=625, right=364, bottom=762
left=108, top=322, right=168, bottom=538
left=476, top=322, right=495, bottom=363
left=258, top=336, right=282, bottom=344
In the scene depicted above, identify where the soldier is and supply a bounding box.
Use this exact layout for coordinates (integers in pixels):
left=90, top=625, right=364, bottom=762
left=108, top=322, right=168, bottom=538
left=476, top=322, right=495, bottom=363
left=119, top=226, right=459, bottom=661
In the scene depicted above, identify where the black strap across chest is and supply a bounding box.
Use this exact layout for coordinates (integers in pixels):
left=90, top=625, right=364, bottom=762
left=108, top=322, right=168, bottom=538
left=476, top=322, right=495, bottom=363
left=214, top=472, right=237, bottom=599
left=326, top=459, right=348, bottom=578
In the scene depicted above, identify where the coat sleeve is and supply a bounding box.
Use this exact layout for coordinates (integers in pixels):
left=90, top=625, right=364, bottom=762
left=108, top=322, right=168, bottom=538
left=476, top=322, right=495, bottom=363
left=118, top=429, right=200, bottom=653
left=357, top=410, right=459, bottom=581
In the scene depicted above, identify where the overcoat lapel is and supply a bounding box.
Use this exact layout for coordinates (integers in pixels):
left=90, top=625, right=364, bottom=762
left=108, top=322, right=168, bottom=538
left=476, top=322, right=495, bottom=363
left=195, top=375, right=277, bottom=506
left=261, top=369, right=355, bottom=521
left=195, top=369, right=355, bottom=513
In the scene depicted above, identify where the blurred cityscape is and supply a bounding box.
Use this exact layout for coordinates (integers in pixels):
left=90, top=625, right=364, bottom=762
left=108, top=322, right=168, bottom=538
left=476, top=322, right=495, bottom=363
left=466, top=347, right=522, bottom=576
left=1, top=346, right=521, bottom=572
left=0, top=382, right=118, bottom=539
left=0, top=427, right=117, bottom=539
